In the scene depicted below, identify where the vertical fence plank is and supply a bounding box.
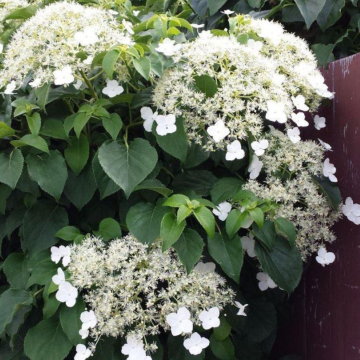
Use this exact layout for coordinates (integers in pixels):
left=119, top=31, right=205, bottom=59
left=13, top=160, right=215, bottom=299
left=272, top=53, right=360, bottom=360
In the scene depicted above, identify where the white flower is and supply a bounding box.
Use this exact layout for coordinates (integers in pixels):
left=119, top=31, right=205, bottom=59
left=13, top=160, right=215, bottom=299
left=198, top=30, right=213, bottom=39
left=191, top=24, right=205, bottom=29
left=291, top=112, right=309, bottom=127
left=221, top=10, right=235, bottom=15
left=199, top=307, right=220, bottom=330
left=109, top=9, right=119, bottom=15
left=0, top=44, right=3, bottom=54
left=318, top=139, right=332, bottom=151
left=79, top=328, right=88, bottom=339
left=83, top=56, right=94, bottom=65
left=225, top=140, right=245, bottom=161
left=272, top=73, right=286, bottom=86
left=141, top=107, right=158, bottom=132
left=80, top=310, right=97, bottom=330
left=121, top=336, right=144, bottom=356
left=29, top=78, right=42, bottom=88
left=323, top=158, right=337, bottom=182
left=287, top=127, right=301, bottom=144
left=241, top=234, right=256, bottom=258
left=314, top=115, right=326, bottom=130
left=166, top=307, right=193, bottom=336
left=183, top=333, right=210, bottom=355
left=122, top=20, right=134, bottom=35
left=213, top=201, right=232, bottom=221
left=127, top=348, right=151, bottom=360
left=4, top=81, right=16, bottom=95
left=194, top=262, right=216, bottom=274
left=102, top=79, right=124, bottom=98
left=207, top=120, right=230, bottom=142
left=256, top=272, right=277, bottom=291
left=316, top=247, right=335, bottom=267
left=74, top=344, right=91, bottom=360
left=155, top=114, right=177, bottom=136
left=342, top=197, right=360, bottom=225
left=133, top=10, right=140, bottom=16
left=50, top=245, right=71, bottom=266
left=53, top=66, right=74, bottom=86
left=265, top=101, right=287, bottom=123
left=291, top=95, right=309, bottom=111
left=56, top=281, right=78, bottom=307
left=74, top=79, right=83, bottom=90
left=248, top=155, right=263, bottom=179
left=234, top=301, right=248, bottom=316
left=251, top=139, right=269, bottom=156
left=74, top=26, right=99, bottom=46
left=247, top=39, right=263, bottom=52
left=52, top=268, right=66, bottom=285
left=156, top=38, right=181, bottom=57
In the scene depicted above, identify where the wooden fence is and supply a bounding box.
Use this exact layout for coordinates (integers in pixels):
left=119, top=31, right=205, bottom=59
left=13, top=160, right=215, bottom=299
left=271, top=53, right=360, bottom=360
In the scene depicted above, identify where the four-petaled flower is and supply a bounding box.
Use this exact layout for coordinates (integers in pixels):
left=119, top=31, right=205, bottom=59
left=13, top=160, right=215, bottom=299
left=199, top=307, right=220, bottom=330
left=79, top=328, right=88, bottom=339
left=56, top=281, right=78, bottom=307
left=316, top=247, right=335, bottom=267
left=29, top=78, right=42, bottom=88
left=226, top=140, right=245, bottom=161
left=207, top=120, right=230, bottom=142
left=291, top=95, right=309, bottom=111
left=156, top=38, right=181, bottom=57
left=234, top=301, right=248, bottom=316
left=140, top=107, right=158, bottom=132
left=52, top=268, right=66, bottom=285
left=166, top=307, right=193, bottom=336
left=241, top=234, right=256, bottom=258
left=323, top=158, right=337, bottom=182
left=256, top=272, right=277, bottom=291
left=287, top=127, right=301, bottom=144
left=251, top=139, right=269, bottom=156
left=51, top=245, right=71, bottom=266
left=53, top=66, right=74, bottom=86
left=248, top=155, right=263, bottom=179
left=265, top=101, right=287, bottom=123
left=4, top=81, right=16, bottom=95
left=121, top=336, right=144, bottom=357
left=342, top=197, right=360, bottom=225
left=213, top=201, right=232, bottom=221
left=183, top=333, right=210, bottom=355
left=155, top=114, right=177, bottom=136
left=80, top=310, right=97, bottom=330
left=102, top=79, right=124, bottom=98
left=74, top=26, right=99, bottom=46
left=194, top=261, right=216, bottom=274
left=74, top=344, right=91, bottom=360
left=314, top=115, right=326, bottom=130
left=291, top=112, right=309, bottom=127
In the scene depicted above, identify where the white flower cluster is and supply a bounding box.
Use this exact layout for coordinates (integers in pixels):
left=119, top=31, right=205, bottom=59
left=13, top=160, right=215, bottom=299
left=65, top=235, right=234, bottom=357
left=0, top=2, right=133, bottom=89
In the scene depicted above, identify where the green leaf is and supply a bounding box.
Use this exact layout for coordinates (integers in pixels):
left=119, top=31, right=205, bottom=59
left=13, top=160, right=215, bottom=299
left=209, top=334, right=235, bottom=360
left=0, top=122, right=15, bottom=139
left=26, top=113, right=41, bottom=136
left=23, top=200, right=68, bottom=253
left=255, top=236, right=303, bottom=294
left=312, top=175, right=341, bottom=210
left=0, top=289, right=32, bottom=334
left=56, top=226, right=81, bottom=241
left=27, top=259, right=57, bottom=287
left=5, top=5, right=37, bottom=20
left=154, top=117, right=188, bottom=162
left=248, top=0, right=261, bottom=8
left=249, top=208, right=264, bottom=228
left=208, top=232, right=243, bottom=283
left=94, top=218, right=122, bottom=241
left=26, top=151, right=68, bottom=200
left=11, top=134, right=49, bottom=153
left=91, top=337, right=115, bottom=360
left=64, top=164, right=97, bottom=210
left=190, top=0, right=208, bottom=18
left=211, top=177, right=244, bottom=204
left=98, top=138, right=158, bottom=198
left=225, top=209, right=251, bottom=239
left=134, top=179, right=172, bottom=197
left=0, top=149, right=24, bottom=189
left=163, top=194, right=190, bottom=208
left=311, top=43, right=335, bottom=66
left=185, top=141, right=210, bottom=169
left=40, top=119, right=68, bottom=140
left=294, top=0, right=326, bottom=28
left=131, top=86, right=153, bottom=109
left=252, top=221, right=276, bottom=251
left=3, top=253, right=29, bottom=289
left=194, top=75, right=218, bottom=97
left=193, top=206, right=215, bottom=239
left=74, top=112, right=91, bottom=138
left=161, top=213, right=186, bottom=251
left=103, top=113, right=123, bottom=141
left=316, top=0, right=345, bottom=31
left=274, top=218, right=297, bottom=247
left=60, top=299, right=86, bottom=345
left=24, top=317, right=73, bottom=360
left=207, top=0, right=227, bottom=15
left=213, top=317, right=231, bottom=341
left=0, top=184, right=11, bottom=215
left=177, top=205, right=193, bottom=223
left=64, top=135, right=89, bottom=176
left=173, top=229, right=204, bottom=273
left=92, top=152, right=120, bottom=199
left=43, top=291, right=60, bottom=320
left=126, top=202, right=170, bottom=244
left=102, top=49, right=120, bottom=79
left=133, top=57, right=151, bottom=80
